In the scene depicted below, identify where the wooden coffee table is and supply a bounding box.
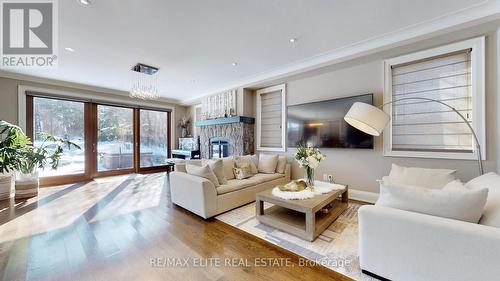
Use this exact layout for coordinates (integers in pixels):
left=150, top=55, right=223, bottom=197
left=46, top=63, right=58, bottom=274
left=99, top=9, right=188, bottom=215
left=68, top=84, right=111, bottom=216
left=256, top=181, right=348, bottom=241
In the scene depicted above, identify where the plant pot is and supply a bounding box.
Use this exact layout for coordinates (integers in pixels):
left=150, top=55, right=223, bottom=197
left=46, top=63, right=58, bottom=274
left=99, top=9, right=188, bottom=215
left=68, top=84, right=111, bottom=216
left=15, top=171, right=39, bottom=199
left=0, top=174, right=13, bottom=200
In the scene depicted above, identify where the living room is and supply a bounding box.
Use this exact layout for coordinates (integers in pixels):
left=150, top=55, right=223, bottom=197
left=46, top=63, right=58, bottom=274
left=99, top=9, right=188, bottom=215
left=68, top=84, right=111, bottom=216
left=1, top=1, right=500, bottom=281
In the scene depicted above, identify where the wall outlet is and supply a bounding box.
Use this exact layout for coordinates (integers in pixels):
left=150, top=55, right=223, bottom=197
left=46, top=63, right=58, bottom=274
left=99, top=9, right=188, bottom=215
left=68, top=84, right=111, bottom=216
left=323, top=174, right=328, bottom=181
left=327, top=175, right=334, bottom=182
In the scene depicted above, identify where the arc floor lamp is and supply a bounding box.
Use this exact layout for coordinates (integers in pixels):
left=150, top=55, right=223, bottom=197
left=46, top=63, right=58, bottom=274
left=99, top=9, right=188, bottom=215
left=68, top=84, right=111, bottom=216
left=344, top=97, right=484, bottom=175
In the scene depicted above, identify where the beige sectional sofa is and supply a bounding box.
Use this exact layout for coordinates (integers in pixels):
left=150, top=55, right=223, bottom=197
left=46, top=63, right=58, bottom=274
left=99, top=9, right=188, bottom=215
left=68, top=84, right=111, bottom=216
left=170, top=157, right=291, bottom=219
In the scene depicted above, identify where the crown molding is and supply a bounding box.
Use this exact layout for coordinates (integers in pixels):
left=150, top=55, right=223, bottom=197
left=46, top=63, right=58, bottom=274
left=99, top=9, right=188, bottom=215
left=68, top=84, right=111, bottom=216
left=0, top=71, right=182, bottom=105
left=182, top=0, right=500, bottom=105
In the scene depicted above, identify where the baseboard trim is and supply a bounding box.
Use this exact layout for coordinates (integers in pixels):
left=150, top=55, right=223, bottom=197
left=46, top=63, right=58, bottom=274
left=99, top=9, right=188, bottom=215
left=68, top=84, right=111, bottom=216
left=349, top=189, right=378, bottom=204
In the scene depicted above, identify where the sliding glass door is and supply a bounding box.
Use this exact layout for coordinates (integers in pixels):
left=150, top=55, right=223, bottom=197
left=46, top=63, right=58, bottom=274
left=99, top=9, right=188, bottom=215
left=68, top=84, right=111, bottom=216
left=97, top=105, right=135, bottom=175
left=27, top=95, right=171, bottom=185
left=31, top=97, right=88, bottom=184
left=139, top=109, right=170, bottom=169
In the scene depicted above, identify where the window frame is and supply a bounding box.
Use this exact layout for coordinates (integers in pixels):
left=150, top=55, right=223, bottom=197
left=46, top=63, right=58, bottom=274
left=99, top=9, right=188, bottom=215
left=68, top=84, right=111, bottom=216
left=137, top=108, right=172, bottom=173
left=383, top=36, right=486, bottom=160
left=21, top=86, right=174, bottom=185
left=256, top=84, right=286, bottom=152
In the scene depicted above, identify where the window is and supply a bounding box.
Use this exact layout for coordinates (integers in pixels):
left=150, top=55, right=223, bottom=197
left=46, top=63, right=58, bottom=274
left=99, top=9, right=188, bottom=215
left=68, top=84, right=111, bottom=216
left=33, top=97, right=85, bottom=177
left=139, top=109, right=169, bottom=168
left=256, top=84, right=286, bottom=151
left=383, top=37, right=485, bottom=160
left=25, top=90, right=173, bottom=185
left=97, top=105, right=134, bottom=172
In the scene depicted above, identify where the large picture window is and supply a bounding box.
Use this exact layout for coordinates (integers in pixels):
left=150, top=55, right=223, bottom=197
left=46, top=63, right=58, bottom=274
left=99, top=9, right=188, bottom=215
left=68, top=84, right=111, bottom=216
left=383, top=37, right=485, bottom=160
left=33, top=97, right=85, bottom=177
left=139, top=109, right=169, bottom=168
left=97, top=105, right=134, bottom=172
left=26, top=93, right=172, bottom=185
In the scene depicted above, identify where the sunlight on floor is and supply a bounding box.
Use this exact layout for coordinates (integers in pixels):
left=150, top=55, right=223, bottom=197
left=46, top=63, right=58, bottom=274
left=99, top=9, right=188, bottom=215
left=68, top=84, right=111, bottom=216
left=0, top=173, right=166, bottom=244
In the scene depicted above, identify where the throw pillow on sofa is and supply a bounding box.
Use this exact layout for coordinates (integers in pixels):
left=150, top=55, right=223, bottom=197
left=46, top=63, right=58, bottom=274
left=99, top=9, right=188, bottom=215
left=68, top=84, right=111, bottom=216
left=466, top=172, right=500, bottom=228
left=377, top=179, right=488, bottom=223
left=233, top=163, right=254, bottom=180
left=235, top=155, right=258, bottom=174
left=202, top=159, right=227, bottom=185
left=221, top=157, right=236, bottom=180
left=258, top=154, right=279, bottom=174
left=186, top=164, right=220, bottom=187
left=388, top=164, right=456, bottom=189
left=276, top=155, right=287, bottom=174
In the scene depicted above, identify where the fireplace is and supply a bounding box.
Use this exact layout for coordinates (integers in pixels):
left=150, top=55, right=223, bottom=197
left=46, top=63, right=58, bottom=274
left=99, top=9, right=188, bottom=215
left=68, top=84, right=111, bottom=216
left=210, top=137, right=230, bottom=158
left=196, top=116, right=255, bottom=159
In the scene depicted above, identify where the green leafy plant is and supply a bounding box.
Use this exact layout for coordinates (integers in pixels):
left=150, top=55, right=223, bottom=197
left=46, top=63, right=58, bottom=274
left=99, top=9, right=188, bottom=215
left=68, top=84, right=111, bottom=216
left=0, top=120, right=81, bottom=175
left=18, top=133, right=81, bottom=174
left=0, top=120, right=31, bottom=174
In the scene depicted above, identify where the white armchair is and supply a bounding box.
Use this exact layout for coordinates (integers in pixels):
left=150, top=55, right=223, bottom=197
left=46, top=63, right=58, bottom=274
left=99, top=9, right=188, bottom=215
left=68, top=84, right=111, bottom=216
left=358, top=205, right=500, bottom=281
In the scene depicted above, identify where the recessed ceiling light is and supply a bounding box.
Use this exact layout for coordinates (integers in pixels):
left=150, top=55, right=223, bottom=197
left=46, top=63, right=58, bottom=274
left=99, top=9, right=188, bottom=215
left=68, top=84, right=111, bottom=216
left=78, top=0, right=92, bottom=6
left=232, top=62, right=238, bottom=66
left=289, top=38, right=297, bottom=43
left=64, top=47, right=75, bottom=52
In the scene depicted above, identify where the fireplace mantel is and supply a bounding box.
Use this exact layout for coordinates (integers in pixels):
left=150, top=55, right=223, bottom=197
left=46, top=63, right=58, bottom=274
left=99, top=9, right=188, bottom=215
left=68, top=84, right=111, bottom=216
left=197, top=116, right=254, bottom=158
left=195, top=116, right=255, bottom=127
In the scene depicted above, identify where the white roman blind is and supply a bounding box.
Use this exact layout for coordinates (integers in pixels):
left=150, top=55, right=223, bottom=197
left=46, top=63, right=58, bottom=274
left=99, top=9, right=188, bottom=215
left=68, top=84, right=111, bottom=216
left=260, top=90, right=283, bottom=147
left=391, top=49, right=473, bottom=153
left=257, top=84, right=286, bottom=151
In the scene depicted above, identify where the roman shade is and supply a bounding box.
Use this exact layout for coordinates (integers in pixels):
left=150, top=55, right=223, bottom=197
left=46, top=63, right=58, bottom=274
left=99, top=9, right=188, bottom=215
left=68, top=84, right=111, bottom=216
left=390, top=49, right=473, bottom=153
left=259, top=90, right=283, bottom=148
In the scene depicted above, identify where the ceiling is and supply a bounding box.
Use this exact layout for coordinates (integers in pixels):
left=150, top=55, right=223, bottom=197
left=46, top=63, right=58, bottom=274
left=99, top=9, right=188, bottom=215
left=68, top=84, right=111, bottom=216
left=1, top=0, right=499, bottom=103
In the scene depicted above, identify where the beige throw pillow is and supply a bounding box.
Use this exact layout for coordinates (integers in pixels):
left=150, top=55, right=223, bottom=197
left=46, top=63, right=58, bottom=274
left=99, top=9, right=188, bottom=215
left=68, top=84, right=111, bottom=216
left=186, top=164, right=220, bottom=187
left=388, top=164, right=456, bottom=189
left=233, top=163, right=254, bottom=180
left=235, top=155, right=258, bottom=174
left=276, top=155, right=287, bottom=174
left=377, top=179, right=488, bottom=223
left=202, top=159, right=227, bottom=185
left=258, top=154, right=279, bottom=174
left=221, top=157, right=235, bottom=180
left=466, top=172, right=500, bottom=228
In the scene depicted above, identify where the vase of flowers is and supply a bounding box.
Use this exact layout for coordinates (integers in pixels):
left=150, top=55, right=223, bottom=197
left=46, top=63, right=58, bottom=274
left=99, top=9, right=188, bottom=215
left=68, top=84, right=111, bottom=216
left=294, top=144, right=326, bottom=186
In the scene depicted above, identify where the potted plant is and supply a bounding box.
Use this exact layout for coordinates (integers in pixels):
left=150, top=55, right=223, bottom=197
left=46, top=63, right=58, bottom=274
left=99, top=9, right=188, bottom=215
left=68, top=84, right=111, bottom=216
left=15, top=133, right=80, bottom=199
left=0, top=121, right=31, bottom=200
left=0, top=120, right=80, bottom=199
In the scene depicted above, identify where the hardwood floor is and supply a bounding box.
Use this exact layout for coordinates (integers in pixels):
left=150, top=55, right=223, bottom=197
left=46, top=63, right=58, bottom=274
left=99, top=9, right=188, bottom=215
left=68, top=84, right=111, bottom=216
left=0, top=173, right=352, bottom=281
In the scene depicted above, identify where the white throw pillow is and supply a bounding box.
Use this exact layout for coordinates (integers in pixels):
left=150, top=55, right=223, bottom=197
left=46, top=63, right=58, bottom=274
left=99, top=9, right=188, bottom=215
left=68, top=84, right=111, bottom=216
left=258, top=154, right=279, bottom=174
left=388, top=164, right=456, bottom=189
left=202, top=159, right=227, bottom=185
left=466, top=172, right=500, bottom=228
left=235, top=155, right=259, bottom=174
left=221, top=157, right=235, bottom=180
left=276, top=155, right=287, bottom=174
left=186, top=164, right=220, bottom=187
left=377, top=179, right=488, bottom=223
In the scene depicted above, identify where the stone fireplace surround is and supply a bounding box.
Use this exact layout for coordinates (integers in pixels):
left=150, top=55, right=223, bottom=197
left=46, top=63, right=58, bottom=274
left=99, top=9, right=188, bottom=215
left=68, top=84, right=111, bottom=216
left=196, top=116, right=255, bottom=159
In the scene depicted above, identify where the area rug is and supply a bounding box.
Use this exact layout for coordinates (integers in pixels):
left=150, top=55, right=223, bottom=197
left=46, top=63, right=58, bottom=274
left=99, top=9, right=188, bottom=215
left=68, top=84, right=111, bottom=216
left=216, top=202, right=375, bottom=280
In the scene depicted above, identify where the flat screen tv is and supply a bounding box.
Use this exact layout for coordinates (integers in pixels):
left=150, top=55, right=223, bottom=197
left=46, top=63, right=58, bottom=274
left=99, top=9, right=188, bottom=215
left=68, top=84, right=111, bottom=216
left=287, top=94, right=374, bottom=149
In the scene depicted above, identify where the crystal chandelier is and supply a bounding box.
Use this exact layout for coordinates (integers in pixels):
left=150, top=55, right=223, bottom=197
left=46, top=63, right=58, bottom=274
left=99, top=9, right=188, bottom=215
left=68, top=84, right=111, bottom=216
left=130, top=63, right=160, bottom=100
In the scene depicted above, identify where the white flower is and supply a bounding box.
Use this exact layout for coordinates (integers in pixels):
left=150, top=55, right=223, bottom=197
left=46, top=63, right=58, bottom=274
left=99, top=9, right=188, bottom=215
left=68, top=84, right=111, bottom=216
left=307, top=156, right=319, bottom=169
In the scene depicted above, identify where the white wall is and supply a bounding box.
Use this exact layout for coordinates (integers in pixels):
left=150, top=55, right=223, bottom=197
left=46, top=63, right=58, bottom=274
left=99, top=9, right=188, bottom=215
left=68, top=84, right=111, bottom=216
left=256, top=22, right=499, bottom=193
